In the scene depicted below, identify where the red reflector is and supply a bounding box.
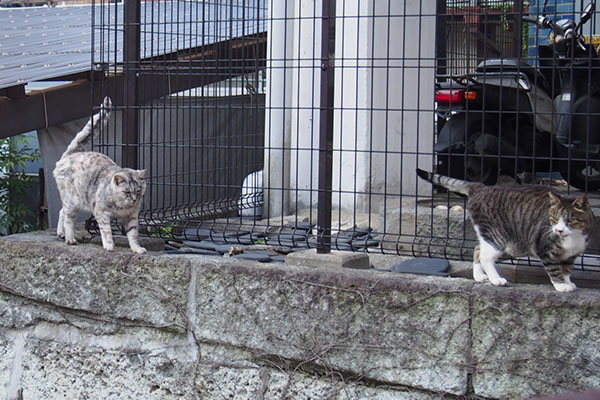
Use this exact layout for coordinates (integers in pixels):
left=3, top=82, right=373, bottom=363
left=435, top=89, right=465, bottom=103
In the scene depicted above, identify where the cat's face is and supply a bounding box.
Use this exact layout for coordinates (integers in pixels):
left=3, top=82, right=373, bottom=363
left=111, top=169, right=146, bottom=207
left=548, top=192, right=594, bottom=237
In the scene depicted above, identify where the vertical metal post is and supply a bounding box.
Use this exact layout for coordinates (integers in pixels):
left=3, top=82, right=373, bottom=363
left=123, top=0, right=140, bottom=169
left=317, top=0, right=335, bottom=254
left=512, top=0, right=524, bottom=58
left=435, top=0, right=447, bottom=139
left=435, top=0, right=447, bottom=79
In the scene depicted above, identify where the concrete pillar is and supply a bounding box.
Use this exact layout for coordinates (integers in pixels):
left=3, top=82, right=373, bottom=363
left=288, top=0, right=322, bottom=212
left=264, top=0, right=295, bottom=218
left=332, top=0, right=435, bottom=214
left=265, top=0, right=435, bottom=216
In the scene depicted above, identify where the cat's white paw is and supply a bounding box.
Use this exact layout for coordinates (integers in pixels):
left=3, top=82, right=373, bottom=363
left=131, top=246, right=147, bottom=254
left=553, top=282, right=577, bottom=292
left=103, top=243, right=115, bottom=252
left=66, top=238, right=77, bottom=245
left=57, top=232, right=65, bottom=239
left=489, top=277, right=508, bottom=286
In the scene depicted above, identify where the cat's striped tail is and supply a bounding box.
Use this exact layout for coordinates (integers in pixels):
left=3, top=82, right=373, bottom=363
left=416, top=168, right=476, bottom=196
left=61, top=97, right=112, bottom=159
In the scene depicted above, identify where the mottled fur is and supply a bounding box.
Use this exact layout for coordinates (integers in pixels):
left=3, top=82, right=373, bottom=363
left=54, top=97, right=147, bottom=254
left=417, top=169, right=595, bottom=292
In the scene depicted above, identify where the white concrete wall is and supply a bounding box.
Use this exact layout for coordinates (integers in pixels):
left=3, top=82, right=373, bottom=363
left=265, top=0, right=435, bottom=217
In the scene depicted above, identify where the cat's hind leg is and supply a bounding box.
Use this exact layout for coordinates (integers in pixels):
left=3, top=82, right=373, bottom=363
left=95, top=212, right=115, bottom=251
left=123, top=216, right=146, bottom=254
left=477, top=240, right=507, bottom=286
left=472, top=245, right=487, bottom=282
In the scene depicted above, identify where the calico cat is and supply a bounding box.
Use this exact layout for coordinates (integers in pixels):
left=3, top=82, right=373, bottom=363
left=416, top=168, right=595, bottom=292
left=54, top=97, right=147, bottom=254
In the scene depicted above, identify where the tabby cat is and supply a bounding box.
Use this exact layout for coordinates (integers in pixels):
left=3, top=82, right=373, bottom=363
left=416, top=169, right=595, bottom=292
left=54, top=97, right=147, bottom=254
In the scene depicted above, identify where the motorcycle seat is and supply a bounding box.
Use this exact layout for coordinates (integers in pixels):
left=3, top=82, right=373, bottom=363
left=476, top=59, right=542, bottom=83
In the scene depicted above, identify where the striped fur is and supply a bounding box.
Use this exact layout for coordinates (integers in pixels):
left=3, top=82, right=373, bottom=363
left=54, top=97, right=147, bottom=254
left=417, top=169, right=595, bottom=292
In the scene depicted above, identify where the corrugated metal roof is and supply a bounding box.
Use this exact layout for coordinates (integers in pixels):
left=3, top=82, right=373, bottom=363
left=0, top=1, right=266, bottom=90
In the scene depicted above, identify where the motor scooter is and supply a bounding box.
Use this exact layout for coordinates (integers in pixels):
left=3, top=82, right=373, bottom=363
left=434, top=1, right=600, bottom=190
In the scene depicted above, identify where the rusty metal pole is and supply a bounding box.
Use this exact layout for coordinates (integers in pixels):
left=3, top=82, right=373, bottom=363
left=123, top=0, right=140, bottom=169
left=317, top=0, right=335, bottom=254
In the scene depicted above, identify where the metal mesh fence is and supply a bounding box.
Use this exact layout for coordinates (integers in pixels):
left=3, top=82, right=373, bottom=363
left=90, top=0, right=600, bottom=273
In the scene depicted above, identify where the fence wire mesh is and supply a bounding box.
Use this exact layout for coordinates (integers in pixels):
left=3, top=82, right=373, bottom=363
left=90, top=0, right=600, bottom=274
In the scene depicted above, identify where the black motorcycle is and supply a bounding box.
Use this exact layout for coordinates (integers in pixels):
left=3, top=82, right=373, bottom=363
left=434, top=1, right=600, bottom=190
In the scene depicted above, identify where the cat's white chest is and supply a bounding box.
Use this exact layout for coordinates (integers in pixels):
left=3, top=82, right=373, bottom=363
left=560, top=232, right=587, bottom=260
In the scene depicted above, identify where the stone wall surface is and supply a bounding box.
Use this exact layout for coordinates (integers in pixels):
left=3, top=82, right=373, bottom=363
left=0, top=232, right=599, bottom=399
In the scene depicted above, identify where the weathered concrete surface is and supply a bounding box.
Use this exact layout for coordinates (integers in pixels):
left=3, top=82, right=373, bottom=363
left=471, top=285, right=600, bottom=399
left=0, top=231, right=599, bottom=399
left=192, top=261, right=471, bottom=395
left=285, top=248, right=371, bottom=269
left=0, top=233, right=188, bottom=332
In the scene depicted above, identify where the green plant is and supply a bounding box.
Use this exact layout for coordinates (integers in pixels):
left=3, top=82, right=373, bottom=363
left=0, top=134, right=41, bottom=234
left=149, top=224, right=176, bottom=239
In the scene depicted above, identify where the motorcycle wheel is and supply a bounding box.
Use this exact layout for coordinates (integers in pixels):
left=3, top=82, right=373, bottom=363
left=559, top=161, right=600, bottom=191
left=439, top=153, right=498, bottom=185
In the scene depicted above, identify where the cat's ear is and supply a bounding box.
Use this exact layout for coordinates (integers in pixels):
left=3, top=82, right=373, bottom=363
left=137, top=169, right=146, bottom=180
left=113, top=173, right=126, bottom=186
left=548, top=191, right=562, bottom=206
left=573, top=194, right=589, bottom=212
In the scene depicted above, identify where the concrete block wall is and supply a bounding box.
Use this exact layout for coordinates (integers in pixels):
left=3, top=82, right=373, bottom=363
left=0, top=232, right=599, bottom=399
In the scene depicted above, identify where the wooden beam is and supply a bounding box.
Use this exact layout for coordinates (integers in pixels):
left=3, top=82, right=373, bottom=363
left=0, top=79, right=104, bottom=139
left=0, top=85, right=26, bottom=100
left=0, top=33, right=266, bottom=139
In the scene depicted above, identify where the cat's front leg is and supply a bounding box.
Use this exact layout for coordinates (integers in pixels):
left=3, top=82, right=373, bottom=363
left=95, top=213, right=115, bottom=251
left=549, top=265, right=576, bottom=292
left=57, top=208, right=65, bottom=239
left=62, top=208, right=78, bottom=245
left=123, top=217, right=146, bottom=254
left=541, top=256, right=577, bottom=292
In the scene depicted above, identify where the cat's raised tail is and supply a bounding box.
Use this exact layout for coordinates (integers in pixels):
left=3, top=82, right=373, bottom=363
left=61, top=96, right=112, bottom=160
left=416, top=168, right=476, bottom=196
